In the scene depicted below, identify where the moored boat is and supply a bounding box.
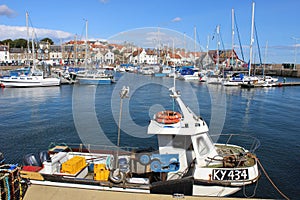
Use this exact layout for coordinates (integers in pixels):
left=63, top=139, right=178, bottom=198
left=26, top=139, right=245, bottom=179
left=0, top=71, right=60, bottom=88
left=20, top=85, right=260, bottom=197
left=178, top=67, right=200, bottom=81
left=77, top=68, right=115, bottom=85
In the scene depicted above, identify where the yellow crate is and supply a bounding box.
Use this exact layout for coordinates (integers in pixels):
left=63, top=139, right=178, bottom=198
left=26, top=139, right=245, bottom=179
left=94, top=163, right=110, bottom=181
left=61, top=156, right=86, bottom=174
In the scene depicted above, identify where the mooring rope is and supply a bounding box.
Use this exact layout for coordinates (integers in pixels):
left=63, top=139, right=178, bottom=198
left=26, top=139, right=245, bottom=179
left=243, top=177, right=259, bottom=198
left=257, top=158, right=290, bottom=200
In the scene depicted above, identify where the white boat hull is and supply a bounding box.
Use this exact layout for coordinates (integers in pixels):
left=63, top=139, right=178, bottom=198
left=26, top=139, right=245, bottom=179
left=29, top=177, right=242, bottom=197
left=0, top=77, right=60, bottom=87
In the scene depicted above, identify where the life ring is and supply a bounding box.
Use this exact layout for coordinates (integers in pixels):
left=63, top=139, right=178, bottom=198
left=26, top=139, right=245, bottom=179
left=155, top=110, right=182, bottom=124
left=109, top=168, right=125, bottom=184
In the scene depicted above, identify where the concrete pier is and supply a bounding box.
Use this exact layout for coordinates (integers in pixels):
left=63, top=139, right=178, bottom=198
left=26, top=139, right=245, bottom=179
left=23, top=185, right=267, bottom=200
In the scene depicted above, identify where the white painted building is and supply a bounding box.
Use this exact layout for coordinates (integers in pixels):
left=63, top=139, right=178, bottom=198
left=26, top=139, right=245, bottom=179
left=131, top=49, right=158, bottom=64
left=0, top=45, right=10, bottom=64
left=104, top=50, right=114, bottom=64
left=93, top=51, right=104, bottom=64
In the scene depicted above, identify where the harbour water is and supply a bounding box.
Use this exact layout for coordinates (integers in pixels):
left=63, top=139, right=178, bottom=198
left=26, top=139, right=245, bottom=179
left=0, top=72, right=299, bottom=199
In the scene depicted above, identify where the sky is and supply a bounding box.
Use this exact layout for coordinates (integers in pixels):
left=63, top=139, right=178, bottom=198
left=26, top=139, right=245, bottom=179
left=0, top=0, right=300, bottom=64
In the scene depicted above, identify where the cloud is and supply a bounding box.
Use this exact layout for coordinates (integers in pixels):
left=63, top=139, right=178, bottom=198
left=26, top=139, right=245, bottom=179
left=171, top=17, right=182, bottom=22
left=99, top=0, right=110, bottom=4
left=0, top=5, right=16, bottom=18
left=0, top=25, right=74, bottom=42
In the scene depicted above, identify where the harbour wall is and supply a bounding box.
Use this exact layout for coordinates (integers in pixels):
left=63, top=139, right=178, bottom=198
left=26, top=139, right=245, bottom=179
left=1, top=65, right=300, bottom=78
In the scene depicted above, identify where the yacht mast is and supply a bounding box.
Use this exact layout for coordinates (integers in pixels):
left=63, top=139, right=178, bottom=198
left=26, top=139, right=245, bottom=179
left=216, top=25, right=220, bottom=72
left=249, top=2, right=255, bottom=76
left=85, top=20, right=88, bottom=68
left=194, top=26, right=196, bottom=68
left=231, top=8, right=235, bottom=68
left=31, top=32, right=36, bottom=70
left=263, top=40, right=268, bottom=77
left=26, top=12, right=30, bottom=66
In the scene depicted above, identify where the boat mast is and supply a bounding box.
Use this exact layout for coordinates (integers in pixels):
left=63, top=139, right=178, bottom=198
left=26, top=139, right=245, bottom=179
left=74, top=34, right=77, bottom=67
left=85, top=19, right=88, bottom=68
left=184, top=32, right=186, bottom=65
left=231, top=8, right=235, bottom=68
left=31, top=32, right=36, bottom=71
left=216, top=25, right=220, bottom=73
left=26, top=12, right=30, bottom=66
left=194, top=26, right=196, bottom=68
left=263, top=40, right=268, bottom=78
left=206, top=35, right=209, bottom=71
left=249, top=2, right=255, bottom=76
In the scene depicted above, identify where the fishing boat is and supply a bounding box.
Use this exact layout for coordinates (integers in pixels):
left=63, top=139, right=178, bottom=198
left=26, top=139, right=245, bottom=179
left=20, top=84, right=260, bottom=197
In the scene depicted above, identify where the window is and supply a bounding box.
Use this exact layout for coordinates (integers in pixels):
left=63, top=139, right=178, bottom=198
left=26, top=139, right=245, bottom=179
left=197, top=136, right=209, bottom=156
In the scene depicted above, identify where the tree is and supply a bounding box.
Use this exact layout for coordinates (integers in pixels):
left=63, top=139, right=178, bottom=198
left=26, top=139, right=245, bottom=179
left=113, top=49, right=120, bottom=55
left=13, top=38, right=27, bottom=48
left=0, top=39, right=13, bottom=46
left=40, top=38, right=54, bottom=45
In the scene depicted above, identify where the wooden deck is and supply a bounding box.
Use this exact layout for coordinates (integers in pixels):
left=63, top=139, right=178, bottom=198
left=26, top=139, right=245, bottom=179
left=23, top=184, right=269, bottom=200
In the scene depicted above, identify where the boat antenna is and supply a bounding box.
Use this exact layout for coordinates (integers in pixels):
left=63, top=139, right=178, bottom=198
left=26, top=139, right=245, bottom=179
left=172, top=39, right=176, bottom=91
left=172, top=39, right=176, bottom=111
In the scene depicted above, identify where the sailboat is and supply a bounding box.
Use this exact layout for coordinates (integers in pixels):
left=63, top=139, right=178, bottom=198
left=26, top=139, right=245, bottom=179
left=223, top=3, right=259, bottom=87
left=178, top=27, right=201, bottom=81
left=76, top=20, right=115, bottom=85
left=0, top=12, right=60, bottom=88
left=240, top=2, right=278, bottom=88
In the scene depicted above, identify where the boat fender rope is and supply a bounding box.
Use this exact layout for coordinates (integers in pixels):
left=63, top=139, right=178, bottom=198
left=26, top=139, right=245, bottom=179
left=257, top=158, right=290, bottom=200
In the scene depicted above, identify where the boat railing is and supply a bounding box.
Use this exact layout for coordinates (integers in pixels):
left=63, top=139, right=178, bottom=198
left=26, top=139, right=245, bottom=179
left=48, top=142, right=139, bottom=154
left=210, top=134, right=261, bottom=153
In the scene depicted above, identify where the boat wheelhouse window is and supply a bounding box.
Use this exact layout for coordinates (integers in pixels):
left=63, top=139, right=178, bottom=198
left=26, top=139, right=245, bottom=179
left=195, top=123, right=201, bottom=127
left=172, top=135, right=191, bottom=149
left=197, top=136, right=209, bottom=156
